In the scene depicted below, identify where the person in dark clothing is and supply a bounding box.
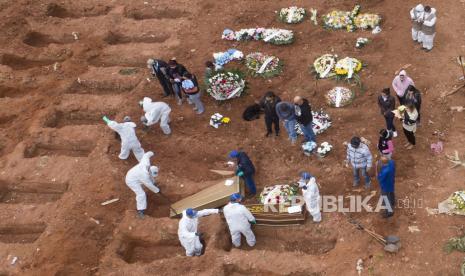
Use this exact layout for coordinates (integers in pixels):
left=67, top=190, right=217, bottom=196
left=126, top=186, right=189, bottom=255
left=147, top=59, right=172, bottom=97
left=258, top=91, right=281, bottom=137
left=204, top=61, right=215, bottom=86
left=293, top=96, right=315, bottom=143
left=242, top=104, right=262, bottom=121
left=378, top=129, right=394, bottom=159
left=377, top=156, right=396, bottom=218
left=168, top=59, right=188, bottom=105
left=228, top=150, right=256, bottom=196
left=377, top=88, right=397, bottom=137
left=401, top=103, right=419, bottom=150
left=404, top=85, right=422, bottom=124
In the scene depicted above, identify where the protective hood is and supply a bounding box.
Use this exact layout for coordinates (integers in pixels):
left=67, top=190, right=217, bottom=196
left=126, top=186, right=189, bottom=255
left=124, top=121, right=136, bottom=128
left=142, top=97, right=153, bottom=112
left=414, top=4, right=424, bottom=12
left=426, top=8, right=436, bottom=16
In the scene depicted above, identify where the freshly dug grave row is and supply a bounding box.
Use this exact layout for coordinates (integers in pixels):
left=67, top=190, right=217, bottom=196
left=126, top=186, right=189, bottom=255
left=103, top=32, right=171, bottom=45
left=124, top=7, right=187, bottom=20
left=0, top=223, right=46, bottom=243
left=117, top=237, right=182, bottom=264
left=0, top=180, right=68, bottom=204
left=23, top=31, right=76, bottom=48
left=23, top=141, right=96, bottom=158
left=42, top=109, right=116, bottom=128
left=0, top=53, right=61, bottom=70
left=45, top=3, right=111, bottom=18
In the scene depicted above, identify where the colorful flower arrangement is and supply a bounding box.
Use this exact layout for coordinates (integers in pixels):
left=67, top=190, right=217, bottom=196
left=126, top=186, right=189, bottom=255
left=354, top=13, right=382, bottom=30
left=222, top=28, right=294, bottom=45
left=260, top=184, right=299, bottom=205
left=322, top=5, right=381, bottom=32
left=313, top=54, right=337, bottom=78
left=296, top=109, right=332, bottom=135
left=278, top=6, right=306, bottom=24
left=335, top=57, right=362, bottom=79
left=213, top=49, right=243, bottom=68
left=313, top=54, right=363, bottom=79
left=326, top=87, right=354, bottom=107
left=207, top=70, right=246, bottom=101
left=322, top=10, right=353, bottom=30
left=317, top=142, right=333, bottom=157
left=245, top=52, right=282, bottom=78
left=302, top=141, right=317, bottom=156
left=262, top=28, right=294, bottom=45
left=451, top=191, right=465, bottom=211
left=355, top=37, right=370, bottom=48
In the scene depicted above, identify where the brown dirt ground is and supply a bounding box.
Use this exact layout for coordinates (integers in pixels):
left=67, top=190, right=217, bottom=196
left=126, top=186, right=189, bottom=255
left=0, top=0, right=464, bottom=275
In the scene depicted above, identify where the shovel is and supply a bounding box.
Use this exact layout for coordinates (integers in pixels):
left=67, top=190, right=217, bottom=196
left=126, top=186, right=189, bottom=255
left=343, top=213, right=401, bottom=252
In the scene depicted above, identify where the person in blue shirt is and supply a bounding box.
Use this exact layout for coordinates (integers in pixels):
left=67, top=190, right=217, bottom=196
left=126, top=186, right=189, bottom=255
left=377, top=156, right=396, bottom=218
left=276, top=102, right=297, bottom=144
left=228, top=150, right=256, bottom=196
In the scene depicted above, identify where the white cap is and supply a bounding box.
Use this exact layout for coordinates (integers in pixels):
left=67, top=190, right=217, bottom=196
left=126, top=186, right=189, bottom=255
left=415, top=4, right=424, bottom=12
left=150, top=166, right=159, bottom=177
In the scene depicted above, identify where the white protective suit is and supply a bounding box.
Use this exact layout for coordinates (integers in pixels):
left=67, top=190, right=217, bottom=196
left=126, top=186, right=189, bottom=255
left=299, top=177, right=322, bottom=222
left=223, top=202, right=256, bottom=247
left=410, top=4, right=424, bottom=42
left=108, top=120, right=144, bottom=161
left=178, top=209, right=219, bottom=256
left=142, top=97, right=172, bottom=135
left=421, top=8, right=437, bottom=50
left=125, top=151, right=160, bottom=211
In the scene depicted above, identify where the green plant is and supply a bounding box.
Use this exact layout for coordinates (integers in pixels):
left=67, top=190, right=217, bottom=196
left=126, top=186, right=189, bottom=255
left=444, top=235, right=465, bottom=253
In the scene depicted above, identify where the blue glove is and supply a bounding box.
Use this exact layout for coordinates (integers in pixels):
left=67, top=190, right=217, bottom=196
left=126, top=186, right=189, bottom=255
left=249, top=220, right=257, bottom=225
left=237, top=171, right=244, bottom=177
left=102, top=116, right=111, bottom=124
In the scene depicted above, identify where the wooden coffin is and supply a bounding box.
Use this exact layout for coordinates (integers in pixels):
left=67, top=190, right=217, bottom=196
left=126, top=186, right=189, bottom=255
left=245, top=203, right=307, bottom=226
left=170, top=176, right=244, bottom=217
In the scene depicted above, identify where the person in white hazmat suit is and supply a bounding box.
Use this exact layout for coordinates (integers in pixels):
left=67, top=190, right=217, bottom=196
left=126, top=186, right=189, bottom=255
left=298, top=172, right=322, bottom=223
left=421, top=5, right=437, bottom=51
left=140, top=97, right=172, bottom=135
left=223, top=193, right=256, bottom=248
left=178, top=208, right=219, bottom=256
left=104, top=116, right=145, bottom=162
left=125, top=151, right=160, bottom=218
left=410, top=4, right=424, bottom=43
